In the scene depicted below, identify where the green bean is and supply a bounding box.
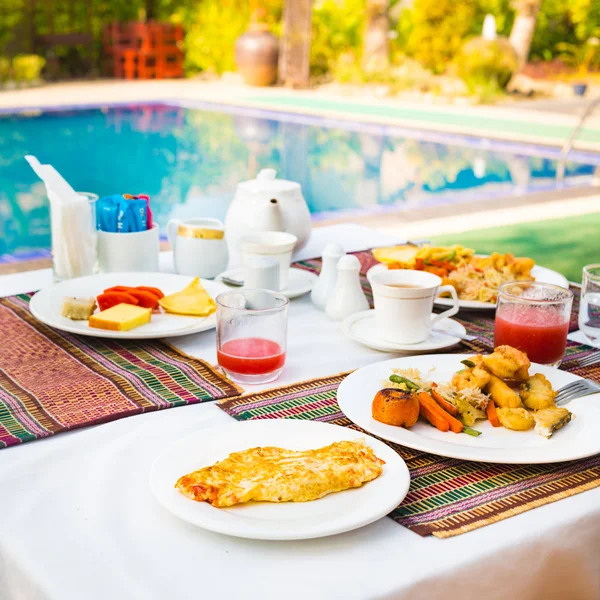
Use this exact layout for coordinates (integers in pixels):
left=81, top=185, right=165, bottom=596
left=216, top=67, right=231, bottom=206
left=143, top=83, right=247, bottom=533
left=462, top=426, right=482, bottom=437
left=389, top=374, right=419, bottom=390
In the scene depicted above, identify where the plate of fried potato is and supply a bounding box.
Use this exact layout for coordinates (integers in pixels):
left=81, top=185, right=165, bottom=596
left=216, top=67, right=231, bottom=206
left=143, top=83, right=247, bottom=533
left=368, top=245, right=569, bottom=310
left=338, top=347, right=600, bottom=464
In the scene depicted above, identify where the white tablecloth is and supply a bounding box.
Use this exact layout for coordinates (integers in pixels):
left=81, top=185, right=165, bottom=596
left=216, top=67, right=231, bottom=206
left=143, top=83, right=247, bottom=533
left=1, top=224, right=599, bottom=600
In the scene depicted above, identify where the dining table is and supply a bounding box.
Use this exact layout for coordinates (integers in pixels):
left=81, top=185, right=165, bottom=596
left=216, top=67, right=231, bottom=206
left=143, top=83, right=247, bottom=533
left=0, top=223, right=598, bottom=600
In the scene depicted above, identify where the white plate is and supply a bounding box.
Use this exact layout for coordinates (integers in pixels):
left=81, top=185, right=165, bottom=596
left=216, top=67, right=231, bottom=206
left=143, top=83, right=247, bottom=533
left=342, top=310, right=466, bottom=353
left=216, top=267, right=317, bottom=299
left=337, top=354, right=600, bottom=464
left=150, top=419, right=410, bottom=540
left=366, top=263, right=570, bottom=311
left=30, top=272, right=228, bottom=339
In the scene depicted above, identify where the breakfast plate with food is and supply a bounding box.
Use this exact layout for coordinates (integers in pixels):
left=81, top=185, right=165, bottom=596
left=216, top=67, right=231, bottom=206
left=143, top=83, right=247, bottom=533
left=368, top=244, right=569, bottom=310
left=30, top=272, right=228, bottom=339
left=337, top=345, right=600, bottom=464
left=150, top=419, right=410, bottom=540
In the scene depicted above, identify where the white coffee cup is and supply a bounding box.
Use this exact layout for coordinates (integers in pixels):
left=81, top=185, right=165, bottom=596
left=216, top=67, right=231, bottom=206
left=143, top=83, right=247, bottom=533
left=370, top=269, right=459, bottom=344
left=244, top=257, right=280, bottom=291
left=240, top=232, right=297, bottom=290
left=167, top=218, right=229, bottom=279
left=97, top=223, right=159, bottom=273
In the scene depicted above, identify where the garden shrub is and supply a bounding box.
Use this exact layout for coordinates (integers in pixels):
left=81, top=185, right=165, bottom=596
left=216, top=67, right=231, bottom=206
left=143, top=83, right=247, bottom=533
left=454, top=37, right=518, bottom=99
left=403, top=0, right=477, bottom=74
left=529, top=0, right=600, bottom=61
left=311, top=0, right=365, bottom=77
left=0, top=57, right=11, bottom=82
left=182, top=0, right=250, bottom=75
left=0, top=0, right=25, bottom=53
left=12, top=55, right=45, bottom=82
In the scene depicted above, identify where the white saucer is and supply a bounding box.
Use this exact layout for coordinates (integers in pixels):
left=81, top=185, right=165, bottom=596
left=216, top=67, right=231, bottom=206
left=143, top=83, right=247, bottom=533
left=216, top=267, right=317, bottom=299
left=342, top=310, right=466, bottom=353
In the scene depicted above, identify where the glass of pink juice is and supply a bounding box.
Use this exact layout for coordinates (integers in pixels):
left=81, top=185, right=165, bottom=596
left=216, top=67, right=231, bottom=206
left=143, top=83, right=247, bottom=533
left=216, top=289, right=289, bottom=384
left=494, top=282, right=573, bottom=367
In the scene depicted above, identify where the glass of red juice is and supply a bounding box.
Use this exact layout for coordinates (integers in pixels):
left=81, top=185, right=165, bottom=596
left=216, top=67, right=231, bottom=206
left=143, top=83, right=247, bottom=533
left=216, top=289, right=289, bottom=385
left=494, top=282, right=573, bottom=367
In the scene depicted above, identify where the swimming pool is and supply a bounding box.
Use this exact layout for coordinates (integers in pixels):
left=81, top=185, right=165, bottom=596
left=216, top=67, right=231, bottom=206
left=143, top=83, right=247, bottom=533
left=1, top=101, right=598, bottom=259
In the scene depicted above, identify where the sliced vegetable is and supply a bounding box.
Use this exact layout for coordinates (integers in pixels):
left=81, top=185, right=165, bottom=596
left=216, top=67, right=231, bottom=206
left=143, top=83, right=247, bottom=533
left=417, top=397, right=449, bottom=432
left=461, top=359, right=477, bottom=368
left=136, top=286, right=164, bottom=299
left=418, top=392, right=463, bottom=434
left=97, top=291, right=139, bottom=312
left=431, top=388, right=460, bottom=417
left=104, top=286, right=132, bottom=294
left=121, top=289, right=160, bottom=309
left=486, top=398, right=501, bottom=427
left=462, top=426, right=482, bottom=437
left=389, top=374, right=419, bottom=390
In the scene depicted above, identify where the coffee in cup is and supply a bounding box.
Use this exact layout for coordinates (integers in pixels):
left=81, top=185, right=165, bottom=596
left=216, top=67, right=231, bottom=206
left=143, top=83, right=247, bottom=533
left=370, top=269, right=459, bottom=344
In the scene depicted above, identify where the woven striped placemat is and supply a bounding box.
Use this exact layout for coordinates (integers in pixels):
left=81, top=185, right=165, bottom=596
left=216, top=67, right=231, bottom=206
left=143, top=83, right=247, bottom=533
left=217, top=252, right=600, bottom=538
left=218, top=370, right=600, bottom=539
left=0, top=294, right=241, bottom=449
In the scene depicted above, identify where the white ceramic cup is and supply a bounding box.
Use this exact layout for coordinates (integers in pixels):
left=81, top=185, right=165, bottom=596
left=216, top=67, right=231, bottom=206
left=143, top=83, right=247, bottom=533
left=244, top=256, right=280, bottom=291
left=97, top=223, right=159, bottom=273
left=167, top=217, right=228, bottom=279
left=370, top=269, right=460, bottom=344
left=240, top=231, right=297, bottom=290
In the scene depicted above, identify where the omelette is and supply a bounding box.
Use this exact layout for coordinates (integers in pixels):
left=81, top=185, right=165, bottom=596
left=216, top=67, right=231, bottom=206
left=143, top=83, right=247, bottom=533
left=175, top=439, right=384, bottom=507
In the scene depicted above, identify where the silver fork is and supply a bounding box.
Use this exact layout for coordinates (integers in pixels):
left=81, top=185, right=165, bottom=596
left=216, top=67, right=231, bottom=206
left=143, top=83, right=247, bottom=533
left=578, top=350, right=600, bottom=368
left=555, top=379, right=600, bottom=406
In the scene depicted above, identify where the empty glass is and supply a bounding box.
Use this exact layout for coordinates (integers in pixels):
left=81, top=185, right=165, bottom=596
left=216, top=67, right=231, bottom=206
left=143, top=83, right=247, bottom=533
left=216, top=289, right=289, bottom=385
left=579, top=264, right=600, bottom=347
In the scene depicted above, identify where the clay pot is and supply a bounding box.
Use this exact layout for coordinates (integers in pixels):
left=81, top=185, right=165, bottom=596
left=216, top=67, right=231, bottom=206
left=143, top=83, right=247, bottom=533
left=235, top=23, right=279, bottom=86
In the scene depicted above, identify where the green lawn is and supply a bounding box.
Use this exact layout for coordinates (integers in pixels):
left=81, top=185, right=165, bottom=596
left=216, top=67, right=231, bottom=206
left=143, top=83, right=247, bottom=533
left=433, top=212, right=600, bottom=282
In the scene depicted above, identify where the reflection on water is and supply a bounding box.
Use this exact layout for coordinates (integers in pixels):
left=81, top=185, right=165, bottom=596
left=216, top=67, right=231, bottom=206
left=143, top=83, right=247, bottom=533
left=0, top=104, right=596, bottom=255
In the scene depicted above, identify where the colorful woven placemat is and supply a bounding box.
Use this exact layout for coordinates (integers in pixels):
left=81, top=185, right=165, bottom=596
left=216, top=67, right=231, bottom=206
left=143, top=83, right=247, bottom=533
left=218, top=372, right=600, bottom=539
left=0, top=294, right=241, bottom=449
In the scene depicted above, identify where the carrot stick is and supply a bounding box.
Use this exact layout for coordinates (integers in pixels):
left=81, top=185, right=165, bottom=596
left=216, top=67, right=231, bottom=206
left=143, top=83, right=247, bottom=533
left=486, top=398, right=501, bottom=427
left=418, top=392, right=463, bottom=434
left=431, top=389, right=460, bottom=417
left=418, top=400, right=450, bottom=432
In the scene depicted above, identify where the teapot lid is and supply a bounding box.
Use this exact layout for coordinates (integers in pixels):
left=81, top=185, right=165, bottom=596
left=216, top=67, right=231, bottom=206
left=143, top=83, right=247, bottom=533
left=238, top=168, right=301, bottom=194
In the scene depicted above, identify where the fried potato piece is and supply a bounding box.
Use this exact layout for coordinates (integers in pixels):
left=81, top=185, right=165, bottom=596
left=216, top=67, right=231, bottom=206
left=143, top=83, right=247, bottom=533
left=452, top=365, right=491, bottom=391
left=533, top=407, right=572, bottom=438
left=520, top=374, right=556, bottom=410
left=496, top=407, right=535, bottom=431
left=485, top=374, right=522, bottom=408
left=483, top=345, right=530, bottom=381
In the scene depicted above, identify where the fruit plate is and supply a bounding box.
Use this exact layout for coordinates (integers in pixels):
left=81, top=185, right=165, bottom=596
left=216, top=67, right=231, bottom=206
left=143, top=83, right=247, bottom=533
left=30, top=272, right=228, bottom=339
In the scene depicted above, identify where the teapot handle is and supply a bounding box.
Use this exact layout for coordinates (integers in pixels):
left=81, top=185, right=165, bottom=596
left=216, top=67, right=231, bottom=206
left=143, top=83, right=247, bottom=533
left=167, top=219, right=181, bottom=250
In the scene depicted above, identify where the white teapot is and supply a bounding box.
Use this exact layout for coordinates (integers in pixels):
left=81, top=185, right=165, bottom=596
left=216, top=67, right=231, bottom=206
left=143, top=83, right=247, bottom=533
left=224, top=168, right=312, bottom=255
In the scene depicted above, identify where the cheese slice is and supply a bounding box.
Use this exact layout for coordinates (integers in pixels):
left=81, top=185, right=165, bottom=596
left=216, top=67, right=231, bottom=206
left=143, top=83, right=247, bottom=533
left=159, top=277, right=216, bottom=317
left=372, top=244, right=419, bottom=265
left=89, top=303, right=151, bottom=331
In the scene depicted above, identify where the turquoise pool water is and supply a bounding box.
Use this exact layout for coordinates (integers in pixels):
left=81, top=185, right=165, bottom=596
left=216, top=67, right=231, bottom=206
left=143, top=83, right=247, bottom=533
left=0, top=102, right=597, bottom=258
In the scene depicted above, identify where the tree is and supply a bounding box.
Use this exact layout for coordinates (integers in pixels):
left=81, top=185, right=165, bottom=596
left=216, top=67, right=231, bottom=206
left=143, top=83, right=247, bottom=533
left=362, top=0, right=389, bottom=74
left=509, top=0, right=542, bottom=68
left=279, top=0, right=312, bottom=87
